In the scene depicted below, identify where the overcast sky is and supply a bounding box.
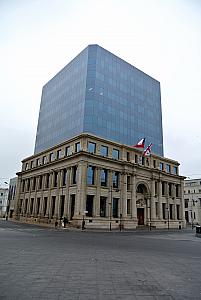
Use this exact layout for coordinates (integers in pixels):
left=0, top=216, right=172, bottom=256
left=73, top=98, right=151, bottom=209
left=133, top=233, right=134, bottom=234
left=0, top=0, right=201, bottom=183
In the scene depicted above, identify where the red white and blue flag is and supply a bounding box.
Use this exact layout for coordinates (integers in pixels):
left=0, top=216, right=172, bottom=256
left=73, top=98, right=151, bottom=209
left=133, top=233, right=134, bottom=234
left=143, top=143, right=153, bottom=156
left=133, top=138, right=146, bottom=149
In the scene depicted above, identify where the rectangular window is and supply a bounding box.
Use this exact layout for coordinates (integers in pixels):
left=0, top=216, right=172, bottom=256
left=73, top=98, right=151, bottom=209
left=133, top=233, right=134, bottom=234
left=127, top=176, right=131, bottom=191
left=22, top=180, right=25, bottom=192
left=72, top=166, right=77, bottom=184
left=27, top=178, right=30, bottom=191
left=51, top=196, right=56, bottom=217
left=87, top=166, right=95, bottom=185
left=185, top=199, right=189, bottom=208
left=57, top=149, right=62, bottom=159
left=86, top=195, right=93, bottom=217
left=36, top=158, right=40, bottom=166
left=173, top=166, right=178, bottom=175
left=112, top=149, right=119, bottom=160
left=32, top=177, right=36, bottom=190
left=43, top=197, right=48, bottom=216
left=25, top=163, right=29, bottom=170
left=112, top=198, right=119, bottom=218
left=170, top=204, right=173, bottom=219
left=166, top=164, right=171, bottom=173
left=49, top=153, right=54, bottom=162
left=127, top=152, right=130, bottom=161
left=30, top=198, right=34, bottom=215
left=75, top=142, right=81, bottom=152
left=153, top=160, right=156, bottom=168
left=101, top=169, right=107, bottom=187
left=53, top=171, right=58, bottom=187
left=127, top=199, right=131, bottom=214
left=39, top=175, right=43, bottom=190
left=46, top=174, right=50, bottom=188
left=36, top=198, right=40, bottom=215
left=42, top=156, right=47, bottom=164
left=155, top=181, right=158, bottom=195
left=176, top=185, right=179, bottom=197
left=31, top=161, right=34, bottom=168
left=113, top=172, right=119, bottom=188
left=88, top=142, right=96, bottom=154
left=159, top=162, right=163, bottom=171
left=135, top=155, right=138, bottom=163
left=168, top=183, right=172, bottom=196
left=162, top=182, right=165, bottom=196
left=162, top=203, right=166, bottom=219
left=100, top=145, right=108, bottom=157
left=100, top=196, right=107, bottom=217
left=176, top=205, right=180, bottom=219
left=65, top=146, right=71, bottom=156
left=155, top=202, right=158, bottom=217
left=62, top=169, right=67, bottom=186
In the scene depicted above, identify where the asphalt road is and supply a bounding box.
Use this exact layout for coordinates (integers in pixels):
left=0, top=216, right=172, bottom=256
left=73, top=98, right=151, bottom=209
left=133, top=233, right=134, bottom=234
left=0, top=220, right=201, bottom=300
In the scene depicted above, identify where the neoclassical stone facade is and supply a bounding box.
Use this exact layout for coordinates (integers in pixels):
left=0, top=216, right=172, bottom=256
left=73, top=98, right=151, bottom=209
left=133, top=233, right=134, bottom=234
left=14, top=133, right=186, bottom=229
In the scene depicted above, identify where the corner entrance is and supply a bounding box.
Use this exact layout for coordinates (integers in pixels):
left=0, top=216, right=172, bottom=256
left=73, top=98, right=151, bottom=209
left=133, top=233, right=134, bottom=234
left=137, top=208, right=144, bottom=225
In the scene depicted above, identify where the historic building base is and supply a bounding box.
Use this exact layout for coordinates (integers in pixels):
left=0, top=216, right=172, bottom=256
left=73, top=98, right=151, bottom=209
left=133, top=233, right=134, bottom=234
left=14, top=133, right=186, bottom=230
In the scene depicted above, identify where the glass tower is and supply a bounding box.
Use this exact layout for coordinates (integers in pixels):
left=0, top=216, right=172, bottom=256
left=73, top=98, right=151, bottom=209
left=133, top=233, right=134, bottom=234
left=34, top=45, right=163, bottom=156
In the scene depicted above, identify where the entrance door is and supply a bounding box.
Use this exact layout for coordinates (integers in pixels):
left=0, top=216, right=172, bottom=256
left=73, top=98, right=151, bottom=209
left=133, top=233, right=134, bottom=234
left=137, top=208, right=144, bottom=225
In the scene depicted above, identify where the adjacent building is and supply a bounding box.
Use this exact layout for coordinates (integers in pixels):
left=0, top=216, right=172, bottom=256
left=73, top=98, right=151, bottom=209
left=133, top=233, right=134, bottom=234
left=14, top=133, right=185, bottom=229
left=0, top=188, right=9, bottom=217
left=7, top=177, right=17, bottom=218
left=184, top=179, right=201, bottom=226
left=34, top=44, right=163, bottom=156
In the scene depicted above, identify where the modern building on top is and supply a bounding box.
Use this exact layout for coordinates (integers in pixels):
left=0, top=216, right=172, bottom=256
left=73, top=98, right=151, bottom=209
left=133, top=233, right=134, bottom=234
left=34, top=44, right=163, bottom=156
left=14, top=45, right=185, bottom=230
left=184, top=179, right=201, bottom=226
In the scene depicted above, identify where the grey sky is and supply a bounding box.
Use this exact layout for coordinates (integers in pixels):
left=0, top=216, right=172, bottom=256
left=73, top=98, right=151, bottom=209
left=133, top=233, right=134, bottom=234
left=0, top=0, right=201, bottom=182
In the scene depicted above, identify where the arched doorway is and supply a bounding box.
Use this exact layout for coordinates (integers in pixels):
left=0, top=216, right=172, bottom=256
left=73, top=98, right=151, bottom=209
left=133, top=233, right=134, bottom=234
left=136, top=183, right=150, bottom=226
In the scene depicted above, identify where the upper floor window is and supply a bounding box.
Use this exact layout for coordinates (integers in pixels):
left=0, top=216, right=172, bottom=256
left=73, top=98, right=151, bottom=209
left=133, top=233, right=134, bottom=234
left=36, top=158, right=40, bottom=167
left=72, top=166, right=77, bottom=184
left=173, top=166, right=178, bottom=175
left=153, top=160, right=156, bottom=168
left=42, top=156, right=47, bottom=164
left=113, top=171, right=119, bottom=188
left=101, top=169, right=107, bottom=187
left=100, top=145, right=108, bottom=157
left=25, top=163, right=29, bottom=170
left=87, top=166, right=95, bottom=185
left=127, top=176, right=131, bottom=191
left=127, top=152, right=130, bottom=161
left=75, top=142, right=81, bottom=153
left=112, top=149, right=119, bottom=160
left=88, top=142, right=96, bottom=154
left=159, top=162, right=164, bottom=171
left=57, top=149, right=62, bottom=159
left=49, top=153, right=54, bottom=162
left=65, top=146, right=71, bottom=156
left=166, top=164, right=171, bottom=173
left=31, top=161, right=34, bottom=168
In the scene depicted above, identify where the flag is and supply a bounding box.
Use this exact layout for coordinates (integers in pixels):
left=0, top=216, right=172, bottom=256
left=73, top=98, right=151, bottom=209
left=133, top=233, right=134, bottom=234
left=133, top=138, right=146, bottom=148
left=143, top=143, right=153, bottom=156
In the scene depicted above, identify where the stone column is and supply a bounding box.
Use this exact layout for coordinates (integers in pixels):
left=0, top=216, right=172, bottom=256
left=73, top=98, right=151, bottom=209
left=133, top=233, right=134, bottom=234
left=151, top=180, right=156, bottom=220
left=121, top=173, right=127, bottom=218
left=75, top=162, right=87, bottom=217
left=158, top=181, right=163, bottom=220
left=95, top=168, right=101, bottom=217
left=107, top=170, right=113, bottom=218
left=131, top=175, right=137, bottom=220
left=64, top=168, right=70, bottom=219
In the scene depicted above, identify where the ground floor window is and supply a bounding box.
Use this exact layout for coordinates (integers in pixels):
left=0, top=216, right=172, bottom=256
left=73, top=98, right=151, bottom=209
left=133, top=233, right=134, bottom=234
left=112, top=198, right=119, bottom=218
left=86, top=195, right=94, bottom=217
left=100, top=197, right=106, bottom=217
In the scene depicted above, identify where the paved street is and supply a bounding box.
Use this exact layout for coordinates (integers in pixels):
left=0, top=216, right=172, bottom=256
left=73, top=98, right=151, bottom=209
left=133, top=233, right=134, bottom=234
left=0, top=220, right=201, bottom=300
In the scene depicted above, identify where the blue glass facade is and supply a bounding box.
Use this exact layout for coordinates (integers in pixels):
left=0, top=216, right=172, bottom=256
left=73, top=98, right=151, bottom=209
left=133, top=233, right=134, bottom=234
left=34, top=45, right=163, bottom=156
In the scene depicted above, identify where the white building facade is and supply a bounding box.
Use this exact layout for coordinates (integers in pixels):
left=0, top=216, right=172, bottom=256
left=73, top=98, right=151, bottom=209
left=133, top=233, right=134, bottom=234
left=0, top=188, right=9, bottom=217
left=184, top=179, right=201, bottom=226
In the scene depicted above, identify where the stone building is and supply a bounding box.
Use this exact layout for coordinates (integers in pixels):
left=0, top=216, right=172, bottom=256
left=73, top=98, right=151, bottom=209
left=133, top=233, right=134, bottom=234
left=0, top=188, right=9, bottom=218
left=184, top=179, right=201, bottom=226
left=14, top=133, right=185, bottom=229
